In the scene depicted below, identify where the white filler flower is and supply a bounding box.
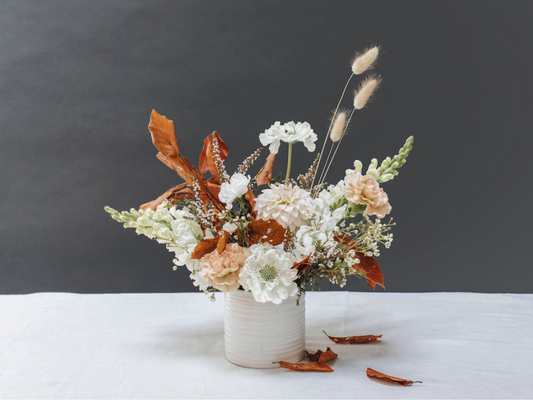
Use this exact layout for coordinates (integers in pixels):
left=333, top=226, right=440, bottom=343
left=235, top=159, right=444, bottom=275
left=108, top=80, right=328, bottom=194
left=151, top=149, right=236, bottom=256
left=218, top=173, right=251, bottom=206
left=259, top=121, right=317, bottom=154
left=239, top=244, right=298, bottom=304
left=254, top=184, right=314, bottom=231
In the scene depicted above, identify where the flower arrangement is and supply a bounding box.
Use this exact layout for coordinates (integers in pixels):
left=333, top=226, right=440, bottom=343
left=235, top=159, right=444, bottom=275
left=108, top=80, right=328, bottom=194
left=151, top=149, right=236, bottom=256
left=105, top=47, right=413, bottom=304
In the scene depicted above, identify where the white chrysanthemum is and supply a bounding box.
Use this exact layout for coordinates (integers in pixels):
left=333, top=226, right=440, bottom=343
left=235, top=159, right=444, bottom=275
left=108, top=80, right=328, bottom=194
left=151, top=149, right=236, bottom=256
left=259, top=121, right=317, bottom=154
left=254, top=184, right=314, bottom=231
left=239, top=244, right=298, bottom=304
left=218, top=173, right=250, bottom=206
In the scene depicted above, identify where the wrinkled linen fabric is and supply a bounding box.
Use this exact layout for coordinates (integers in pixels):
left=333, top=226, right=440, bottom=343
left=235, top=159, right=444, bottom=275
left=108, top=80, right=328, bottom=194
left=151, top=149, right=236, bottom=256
left=0, top=292, right=532, bottom=399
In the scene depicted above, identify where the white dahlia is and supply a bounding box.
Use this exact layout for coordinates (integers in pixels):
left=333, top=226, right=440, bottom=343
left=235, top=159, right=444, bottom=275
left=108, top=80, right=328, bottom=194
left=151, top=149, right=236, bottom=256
left=254, top=184, right=314, bottom=231
left=259, top=121, right=317, bottom=154
left=238, top=244, right=298, bottom=304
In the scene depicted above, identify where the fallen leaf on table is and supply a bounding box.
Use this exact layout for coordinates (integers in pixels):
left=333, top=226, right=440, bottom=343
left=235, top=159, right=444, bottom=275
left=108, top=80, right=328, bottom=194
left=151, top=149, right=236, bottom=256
left=305, top=349, right=323, bottom=362
left=279, top=361, right=333, bottom=372
left=366, top=368, right=422, bottom=386
left=323, top=331, right=383, bottom=344
left=306, top=347, right=338, bottom=363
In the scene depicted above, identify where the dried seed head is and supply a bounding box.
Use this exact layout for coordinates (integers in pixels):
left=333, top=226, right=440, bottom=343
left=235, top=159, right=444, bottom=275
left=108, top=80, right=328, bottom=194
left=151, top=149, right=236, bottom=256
left=353, top=76, right=381, bottom=110
left=330, top=112, right=346, bottom=142
left=351, top=46, right=379, bottom=75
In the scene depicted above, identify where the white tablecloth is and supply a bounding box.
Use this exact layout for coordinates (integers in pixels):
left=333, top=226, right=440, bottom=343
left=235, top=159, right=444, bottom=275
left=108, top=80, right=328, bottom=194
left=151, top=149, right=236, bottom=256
left=1, top=292, right=532, bottom=399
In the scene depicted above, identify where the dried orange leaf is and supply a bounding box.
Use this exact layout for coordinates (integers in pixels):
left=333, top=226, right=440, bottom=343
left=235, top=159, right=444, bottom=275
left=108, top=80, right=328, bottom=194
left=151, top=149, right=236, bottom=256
left=256, top=153, right=276, bottom=186
left=206, top=176, right=222, bottom=199
left=293, top=253, right=312, bottom=275
left=216, top=230, right=230, bottom=254
left=366, top=368, right=421, bottom=386
left=199, top=132, right=229, bottom=178
left=148, top=109, right=180, bottom=157
left=354, top=252, right=385, bottom=290
left=247, top=219, right=287, bottom=246
left=156, top=152, right=199, bottom=187
left=335, top=235, right=385, bottom=290
left=244, top=188, right=256, bottom=215
left=305, top=349, right=323, bottom=362
left=323, top=331, right=383, bottom=344
left=306, top=348, right=338, bottom=363
left=318, top=347, right=338, bottom=363
left=190, top=237, right=219, bottom=260
left=139, top=183, right=194, bottom=211
left=279, top=361, right=333, bottom=372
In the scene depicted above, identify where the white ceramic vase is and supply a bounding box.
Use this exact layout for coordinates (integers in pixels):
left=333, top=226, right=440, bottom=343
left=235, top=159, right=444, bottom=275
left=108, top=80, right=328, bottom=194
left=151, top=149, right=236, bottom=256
left=224, top=290, right=306, bottom=368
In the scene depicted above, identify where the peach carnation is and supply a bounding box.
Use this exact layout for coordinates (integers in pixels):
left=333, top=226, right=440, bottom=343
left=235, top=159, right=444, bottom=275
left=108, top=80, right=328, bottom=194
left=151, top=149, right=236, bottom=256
left=344, top=170, right=392, bottom=218
left=200, top=243, right=251, bottom=292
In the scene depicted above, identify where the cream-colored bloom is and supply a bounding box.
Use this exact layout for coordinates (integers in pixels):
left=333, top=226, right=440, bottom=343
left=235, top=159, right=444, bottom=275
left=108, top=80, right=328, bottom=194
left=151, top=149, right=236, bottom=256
left=330, top=112, right=346, bottom=143
left=199, top=243, right=251, bottom=292
left=259, top=121, right=317, bottom=154
left=254, top=184, right=314, bottom=231
left=239, top=244, right=298, bottom=304
left=344, top=171, right=391, bottom=218
left=218, top=173, right=250, bottom=206
left=353, top=76, right=381, bottom=110
left=351, top=46, right=379, bottom=75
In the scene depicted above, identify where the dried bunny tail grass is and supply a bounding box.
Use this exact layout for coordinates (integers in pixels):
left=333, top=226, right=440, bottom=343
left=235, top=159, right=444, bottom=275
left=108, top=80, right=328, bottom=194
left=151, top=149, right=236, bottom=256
left=330, top=111, right=347, bottom=142
left=351, top=46, right=380, bottom=75
left=353, top=75, right=382, bottom=110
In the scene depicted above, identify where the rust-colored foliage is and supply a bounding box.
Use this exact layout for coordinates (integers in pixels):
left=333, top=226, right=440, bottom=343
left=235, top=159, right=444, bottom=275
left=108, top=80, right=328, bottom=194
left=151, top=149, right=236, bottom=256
left=206, top=176, right=222, bottom=199
left=279, top=361, right=334, bottom=373
left=191, top=231, right=232, bottom=260
left=216, top=230, right=230, bottom=254
left=256, top=153, right=276, bottom=186
left=323, top=331, right=383, bottom=344
left=293, top=254, right=312, bottom=275
left=148, top=109, right=180, bottom=157
left=190, top=237, right=219, bottom=260
left=247, top=219, right=288, bottom=246
left=366, top=368, right=421, bottom=386
left=335, top=235, right=384, bottom=290
left=306, top=347, right=338, bottom=363
left=198, top=132, right=229, bottom=181
left=353, top=252, right=385, bottom=290
left=244, top=188, right=256, bottom=215
left=139, top=183, right=194, bottom=211
left=148, top=110, right=225, bottom=211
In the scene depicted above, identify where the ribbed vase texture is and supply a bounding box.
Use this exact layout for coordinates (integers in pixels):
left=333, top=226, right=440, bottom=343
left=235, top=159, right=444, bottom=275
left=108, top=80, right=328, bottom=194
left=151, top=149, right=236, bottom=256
left=224, top=291, right=306, bottom=368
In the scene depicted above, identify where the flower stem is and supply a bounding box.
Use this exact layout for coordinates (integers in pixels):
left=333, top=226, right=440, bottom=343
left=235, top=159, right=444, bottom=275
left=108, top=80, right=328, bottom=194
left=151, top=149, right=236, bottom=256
left=311, top=73, right=354, bottom=189
left=285, top=142, right=293, bottom=184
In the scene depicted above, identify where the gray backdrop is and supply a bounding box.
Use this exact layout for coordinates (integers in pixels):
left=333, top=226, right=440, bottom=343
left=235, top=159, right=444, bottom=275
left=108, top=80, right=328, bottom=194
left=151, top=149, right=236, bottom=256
left=1, top=0, right=531, bottom=294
